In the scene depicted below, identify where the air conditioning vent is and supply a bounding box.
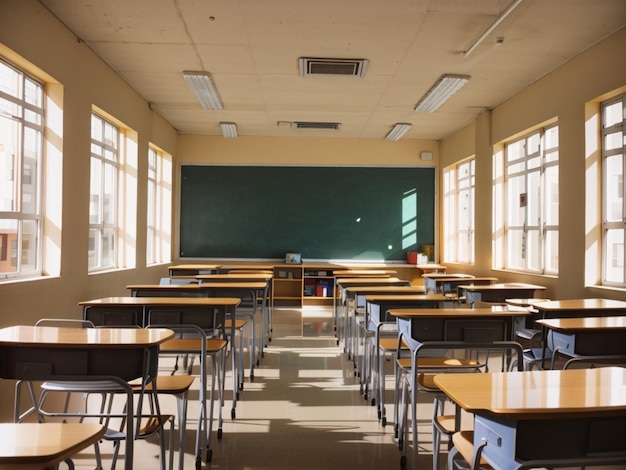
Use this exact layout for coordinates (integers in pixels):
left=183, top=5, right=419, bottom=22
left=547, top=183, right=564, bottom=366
left=292, top=121, right=342, bottom=131
left=299, top=58, right=368, bottom=78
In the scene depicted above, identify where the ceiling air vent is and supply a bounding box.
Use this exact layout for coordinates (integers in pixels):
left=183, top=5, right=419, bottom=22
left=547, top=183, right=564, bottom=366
left=299, top=58, right=368, bottom=78
left=292, top=121, right=342, bottom=131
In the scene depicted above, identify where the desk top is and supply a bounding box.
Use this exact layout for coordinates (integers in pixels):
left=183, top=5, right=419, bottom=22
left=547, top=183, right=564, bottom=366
left=345, top=285, right=425, bottom=294
left=333, top=269, right=396, bottom=277
left=537, top=315, right=626, bottom=332
left=505, top=298, right=551, bottom=307
left=459, top=282, right=546, bottom=292
left=422, top=273, right=474, bottom=279
left=0, top=422, right=106, bottom=467
left=416, top=264, right=447, bottom=272
left=168, top=263, right=221, bottom=271
left=531, top=298, right=626, bottom=312
left=80, top=296, right=242, bottom=307
left=0, top=325, right=174, bottom=348
left=434, top=367, right=626, bottom=419
left=365, top=293, right=448, bottom=303
left=336, top=277, right=409, bottom=286
left=126, top=283, right=267, bottom=293
left=196, top=273, right=273, bottom=281
left=388, top=307, right=532, bottom=318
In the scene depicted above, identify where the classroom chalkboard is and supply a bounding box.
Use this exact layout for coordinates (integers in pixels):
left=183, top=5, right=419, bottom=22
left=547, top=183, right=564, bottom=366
left=180, top=165, right=435, bottom=261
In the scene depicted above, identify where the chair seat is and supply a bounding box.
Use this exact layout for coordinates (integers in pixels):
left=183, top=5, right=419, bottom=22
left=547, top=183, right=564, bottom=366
left=129, top=375, right=195, bottom=394
left=452, top=431, right=493, bottom=468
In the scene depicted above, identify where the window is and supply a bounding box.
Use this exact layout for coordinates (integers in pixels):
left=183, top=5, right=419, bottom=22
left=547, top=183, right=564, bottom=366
left=146, top=145, right=171, bottom=265
left=89, top=111, right=137, bottom=272
left=496, top=124, right=559, bottom=274
left=0, top=58, right=44, bottom=278
left=443, top=158, right=475, bottom=264
left=602, top=94, right=626, bottom=286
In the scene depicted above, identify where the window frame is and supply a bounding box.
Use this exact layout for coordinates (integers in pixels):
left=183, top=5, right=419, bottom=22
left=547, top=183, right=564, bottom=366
left=497, top=123, right=559, bottom=275
left=0, top=57, right=45, bottom=280
left=601, top=93, right=626, bottom=287
left=146, top=144, right=171, bottom=266
left=442, top=157, right=475, bottom=264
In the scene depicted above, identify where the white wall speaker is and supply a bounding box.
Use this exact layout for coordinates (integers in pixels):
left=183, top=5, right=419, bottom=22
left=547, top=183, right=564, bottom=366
left=421, top=151, right=433, bottom=161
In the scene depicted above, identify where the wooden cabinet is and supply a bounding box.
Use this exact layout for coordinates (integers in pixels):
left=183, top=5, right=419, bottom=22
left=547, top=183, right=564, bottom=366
left=270, top=263, right=426, bottom=307
left=272, top=265, right=303, bottom=306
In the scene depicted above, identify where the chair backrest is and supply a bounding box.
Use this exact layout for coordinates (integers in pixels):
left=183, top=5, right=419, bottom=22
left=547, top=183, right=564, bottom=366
left=35, top=318, right=95, bottom=328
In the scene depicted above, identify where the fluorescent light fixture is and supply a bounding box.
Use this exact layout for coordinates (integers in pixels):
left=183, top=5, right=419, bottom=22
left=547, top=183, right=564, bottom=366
left=385, top=123, right=412, bottom=141
left=463, top=0, right=523, bottom=57
left=220, top=122, right=238, bottom=138
left=414, top=74, right=470, bottom=113
left=183, top=71, right=223, bottom=110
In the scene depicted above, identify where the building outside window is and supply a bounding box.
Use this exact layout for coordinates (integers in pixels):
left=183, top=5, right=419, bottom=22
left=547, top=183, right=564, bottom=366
left=602, top=93, right=626, bottom=286
left=443, top=158, right=475, bottom=264
left=0, top=58, right=43, bottom=278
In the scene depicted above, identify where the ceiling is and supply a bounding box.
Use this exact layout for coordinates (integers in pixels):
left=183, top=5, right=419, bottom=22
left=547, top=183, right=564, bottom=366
left=40, top=0, right=626, bottom=140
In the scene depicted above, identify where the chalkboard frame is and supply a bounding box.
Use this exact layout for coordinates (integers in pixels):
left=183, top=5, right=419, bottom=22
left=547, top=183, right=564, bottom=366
left=179, top=165, right=435, bottom=261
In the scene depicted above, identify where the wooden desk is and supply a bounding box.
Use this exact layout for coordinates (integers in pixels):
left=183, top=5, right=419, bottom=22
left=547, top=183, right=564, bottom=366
left=416, top=264, right=447, bottom=274
left=459, top=282, right=547, bottom=305
left=530, top=298, right=626, bottom=318
left=0, top=422, right=106, bottom=469
left=536, top=316, right=626, bottom=368
left=435, top=367, right=626, bottom=470
left=0, top=325, right=174, bottom=470
left=422, top=274, right=498, bottom=296
left=521, top=298, right=626, bottom=369
left=388, top=307, right=529, bottom=468
left=335, top=277, right=411, bottom=350
left=364, top=293, right=449, bottom=424
left=167, top=264, right=221, bottom=276
left=79, top=295, right=245, bottom=412
left=331, top=270, right=393, bottom=334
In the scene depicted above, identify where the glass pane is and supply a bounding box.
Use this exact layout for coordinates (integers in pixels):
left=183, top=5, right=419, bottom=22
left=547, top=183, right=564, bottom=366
left=22, top=126, right=40, bottom=214
left=605, top=131, right=623, bottom=151
left=0, top=114, right=18, bottom=212
left=544, top=126, right=559, bottom=150
left=88, top=228, right=98, bottom=270
left=526, top=133, right=540, bottom=155
left=21, top=219, right=38, bottom=272
left=24, top=78, right=43, bottom=108
left=0, top=219, right=18, bottom=273
left=506, top=228, right=524, bottom=269
left=604, top=154, right=623, bottom=223
left=526, top=170, right=540, bottom=226
left=91, top=114, right=102, bottom=140
left=525, top=229, right=540, bottom=271
left=506, top=140, right=524, bottom=162
left=604, top=101, right=623, bottom=128
left=0, top=60, right=20, bottom=97
left=605, top=228, right=625, bottom=284
left=101, top=227, right=115, bottom=268
left=545, top=229, right=559, bottom=272
left=89, top=158, right=102, bottom=224
left=103, top=162, right=116, bottom=224
left=507, top=174, right=525, bottom=226
left=544, top=165, right=559, bottom=225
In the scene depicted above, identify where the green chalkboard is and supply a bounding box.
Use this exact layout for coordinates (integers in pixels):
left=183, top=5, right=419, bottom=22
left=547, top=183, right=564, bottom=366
left=180, top=165, right=434, bottom=261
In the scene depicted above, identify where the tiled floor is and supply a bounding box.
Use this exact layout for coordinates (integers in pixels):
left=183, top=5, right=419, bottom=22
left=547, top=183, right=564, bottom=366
left=71, top=306, right=443, bottom=470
